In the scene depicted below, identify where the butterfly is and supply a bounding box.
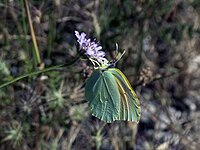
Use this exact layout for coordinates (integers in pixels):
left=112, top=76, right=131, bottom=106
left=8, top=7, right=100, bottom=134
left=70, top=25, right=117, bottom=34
left=85, top=66, right=141, bottom=123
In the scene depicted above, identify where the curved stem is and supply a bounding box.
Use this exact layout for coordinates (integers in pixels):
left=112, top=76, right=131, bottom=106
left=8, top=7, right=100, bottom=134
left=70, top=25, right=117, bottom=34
left=0, top=55, right=80, bottom=89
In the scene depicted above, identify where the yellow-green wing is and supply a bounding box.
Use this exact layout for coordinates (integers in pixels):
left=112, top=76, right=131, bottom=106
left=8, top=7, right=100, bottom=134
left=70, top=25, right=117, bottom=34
left=85, top=69, right=121, bottom=123
left=108, top=68, right=141, bottom=123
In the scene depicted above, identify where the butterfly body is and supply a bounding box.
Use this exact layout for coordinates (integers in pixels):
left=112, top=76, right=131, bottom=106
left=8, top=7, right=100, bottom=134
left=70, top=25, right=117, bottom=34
left=85, top=68, right=141, bottom=123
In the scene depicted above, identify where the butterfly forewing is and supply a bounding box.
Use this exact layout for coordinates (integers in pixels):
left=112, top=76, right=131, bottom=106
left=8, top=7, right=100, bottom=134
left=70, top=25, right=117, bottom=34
left=85, top=69, right=121, bottom=122
left=108, top=68, right=141, bottom=123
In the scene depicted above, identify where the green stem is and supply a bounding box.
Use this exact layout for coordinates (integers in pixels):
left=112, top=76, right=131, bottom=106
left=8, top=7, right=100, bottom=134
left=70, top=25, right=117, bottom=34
left=0, top=55, right=80, bottom=89
left=24, top=0, right=41, bottom=65
left=20, top=0, right=29, bottom=51
left=135, top=22, right=144, bottom=72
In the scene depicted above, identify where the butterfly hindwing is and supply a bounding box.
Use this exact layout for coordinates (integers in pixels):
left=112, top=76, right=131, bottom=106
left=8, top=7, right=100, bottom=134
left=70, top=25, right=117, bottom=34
left=85, top=69, right=120, bottom=123
left=108, top=68, right=141, bottom=123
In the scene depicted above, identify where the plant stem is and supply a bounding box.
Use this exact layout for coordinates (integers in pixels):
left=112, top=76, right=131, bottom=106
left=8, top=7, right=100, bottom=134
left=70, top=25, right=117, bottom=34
left=24, top=0, right=41, bottom=65
left=20, top=0, right=29, bottom=51
left=0, top=55, right=80, bottom=89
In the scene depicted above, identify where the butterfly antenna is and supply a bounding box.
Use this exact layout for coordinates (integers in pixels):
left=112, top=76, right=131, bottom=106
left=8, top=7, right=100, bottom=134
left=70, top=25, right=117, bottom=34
left=115, top=50, right=126, bottom=64
left=115, top=43, right=119, bottom=54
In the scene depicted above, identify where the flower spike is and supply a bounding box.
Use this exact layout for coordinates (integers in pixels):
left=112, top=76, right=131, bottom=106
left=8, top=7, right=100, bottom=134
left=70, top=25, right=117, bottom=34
left=75, top=31, right=109, bottom=68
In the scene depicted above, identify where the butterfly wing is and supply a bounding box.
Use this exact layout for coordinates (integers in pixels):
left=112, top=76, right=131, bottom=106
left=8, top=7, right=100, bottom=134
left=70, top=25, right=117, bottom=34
left=109, top=68, right=141, bottom=123
left=85, top=69, right=121, bottom=123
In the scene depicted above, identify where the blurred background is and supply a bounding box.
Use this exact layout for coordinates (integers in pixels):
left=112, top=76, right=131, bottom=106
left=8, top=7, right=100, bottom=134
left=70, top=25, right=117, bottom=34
left=0, top=0, right=200, bottom=149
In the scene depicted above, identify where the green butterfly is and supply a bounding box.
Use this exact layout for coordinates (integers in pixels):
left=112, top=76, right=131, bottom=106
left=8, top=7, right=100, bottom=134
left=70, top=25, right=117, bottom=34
left=85, top=67, right=141, bottom=123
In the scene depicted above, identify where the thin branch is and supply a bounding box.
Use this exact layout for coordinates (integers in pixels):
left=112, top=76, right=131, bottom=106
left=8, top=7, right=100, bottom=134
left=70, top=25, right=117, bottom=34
left=133, top=70, right=184, bottom=87
left=0, top=55, right=80, bottom=89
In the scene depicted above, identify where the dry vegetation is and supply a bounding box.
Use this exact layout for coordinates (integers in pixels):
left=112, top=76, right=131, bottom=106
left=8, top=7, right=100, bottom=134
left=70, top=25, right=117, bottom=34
left=0, top=0, right=200, bottom=149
